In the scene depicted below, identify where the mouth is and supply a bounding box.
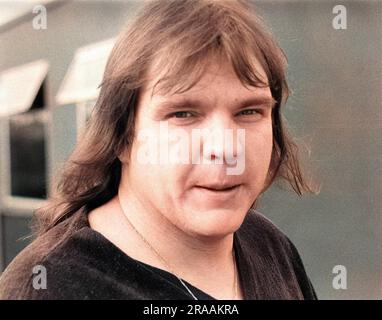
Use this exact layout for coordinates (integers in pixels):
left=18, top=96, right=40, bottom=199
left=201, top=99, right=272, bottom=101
left=194, top=184, right=241, bottom=192
left=191, top=183, right=242, bottom=205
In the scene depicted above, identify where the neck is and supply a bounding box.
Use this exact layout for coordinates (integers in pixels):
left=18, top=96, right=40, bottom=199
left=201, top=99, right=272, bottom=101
left=117, top=185, right=235, bottom=275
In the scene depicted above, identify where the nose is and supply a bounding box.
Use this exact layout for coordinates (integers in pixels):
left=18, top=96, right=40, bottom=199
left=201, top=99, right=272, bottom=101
left=200, top=114, right=244, bottom=166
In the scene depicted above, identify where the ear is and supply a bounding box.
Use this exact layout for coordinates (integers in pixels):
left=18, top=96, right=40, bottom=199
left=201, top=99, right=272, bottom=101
left=117, top=152, right=126, bottom=163
left=117, top=148, right=130, bottom=165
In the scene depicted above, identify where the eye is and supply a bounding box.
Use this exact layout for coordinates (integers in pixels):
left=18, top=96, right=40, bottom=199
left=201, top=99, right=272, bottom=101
left=169, top=111, right=194, bottom=119
left=236, top=108, right=262, bottom=116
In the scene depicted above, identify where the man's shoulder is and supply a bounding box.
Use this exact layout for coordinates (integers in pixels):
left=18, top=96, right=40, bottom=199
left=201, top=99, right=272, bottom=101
left=238, top=208, right=318, bottom=299
left=0, top=223, right=91, bottom=299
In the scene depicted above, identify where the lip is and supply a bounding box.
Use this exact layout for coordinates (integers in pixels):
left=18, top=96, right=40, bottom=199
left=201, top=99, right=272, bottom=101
left=195, top=183, right=241, bottom=191
left=191, top=184, right=241, bottom=204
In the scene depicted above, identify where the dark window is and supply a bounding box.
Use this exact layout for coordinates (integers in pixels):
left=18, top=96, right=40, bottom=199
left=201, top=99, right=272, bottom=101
left=9, top=82, right=47, bottom=199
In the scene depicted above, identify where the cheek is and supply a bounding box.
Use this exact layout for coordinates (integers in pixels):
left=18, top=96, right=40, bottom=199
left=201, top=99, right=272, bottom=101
left=245, top=124, right=273, bottom=172
left=130, top=139, right=190, bottom=198
left=126, top=118, right=190, bottom=191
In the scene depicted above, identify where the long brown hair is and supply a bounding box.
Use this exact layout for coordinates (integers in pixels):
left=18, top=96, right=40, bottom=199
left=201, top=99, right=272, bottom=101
left=34, top=0, right=317, bottom=239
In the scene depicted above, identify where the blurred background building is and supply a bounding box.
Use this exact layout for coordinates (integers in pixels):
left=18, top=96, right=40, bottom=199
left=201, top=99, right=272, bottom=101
left=0, top=0, right=381, bottom=299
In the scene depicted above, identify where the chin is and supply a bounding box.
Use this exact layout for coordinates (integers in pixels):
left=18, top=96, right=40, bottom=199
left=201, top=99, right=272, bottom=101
left=182, top=207, right=246, bottom=239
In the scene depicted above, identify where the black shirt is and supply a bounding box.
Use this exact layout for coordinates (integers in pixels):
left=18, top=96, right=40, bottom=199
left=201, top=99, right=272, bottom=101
left=0, top=209, right=317, bottom=300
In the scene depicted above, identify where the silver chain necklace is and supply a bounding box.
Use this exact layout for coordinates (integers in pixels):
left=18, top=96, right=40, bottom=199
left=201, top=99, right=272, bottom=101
left=117, top=194, right=238, bottom=300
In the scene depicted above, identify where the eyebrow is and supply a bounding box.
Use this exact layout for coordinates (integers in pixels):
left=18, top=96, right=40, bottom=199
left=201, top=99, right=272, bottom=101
left=153, top=95, right=277, bottom=116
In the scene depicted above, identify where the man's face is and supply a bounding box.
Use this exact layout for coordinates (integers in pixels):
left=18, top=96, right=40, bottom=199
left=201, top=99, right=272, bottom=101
left=120, top=59, right=274, bottom=239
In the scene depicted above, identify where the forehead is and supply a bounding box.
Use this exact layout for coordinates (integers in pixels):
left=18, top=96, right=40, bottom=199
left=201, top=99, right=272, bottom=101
left=142, top=57, right=270, bottom=105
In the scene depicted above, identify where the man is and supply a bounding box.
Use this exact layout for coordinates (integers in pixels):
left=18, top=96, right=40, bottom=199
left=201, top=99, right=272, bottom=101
left=0, top=0, right=317, bottom=299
